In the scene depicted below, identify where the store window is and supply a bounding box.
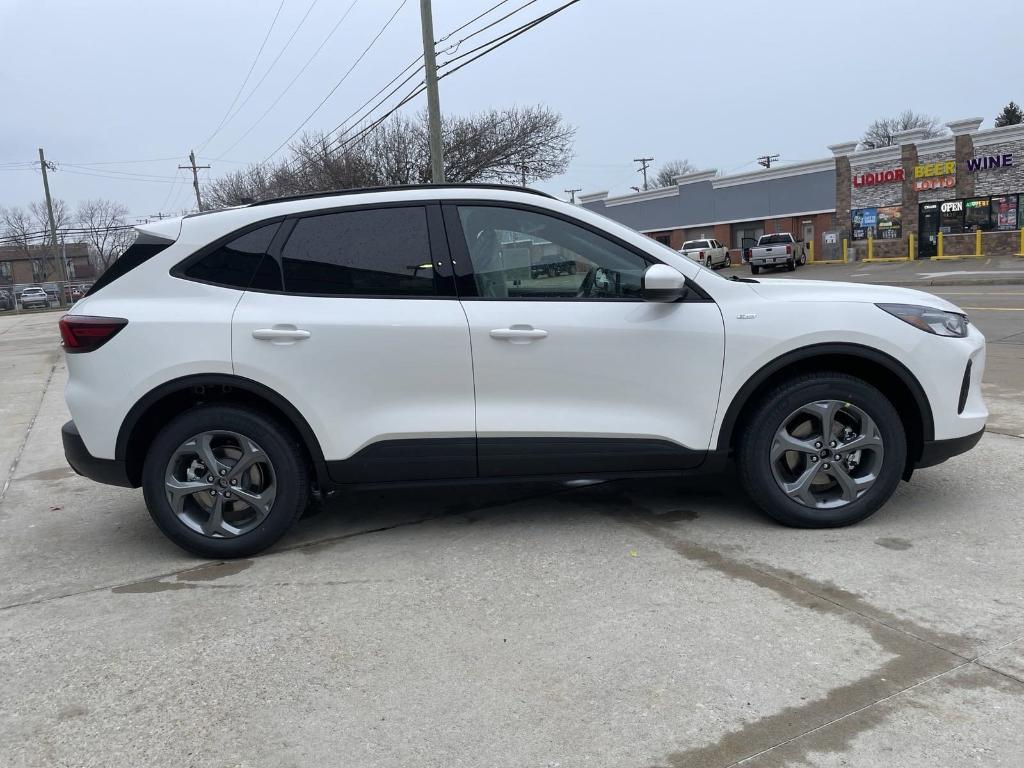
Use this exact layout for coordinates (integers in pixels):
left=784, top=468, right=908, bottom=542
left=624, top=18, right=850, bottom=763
left=991, top=195, right=1018, bottom=231
left=939, top=200, right=964, bottom=235
left=964, top=198, right=993, bottom=232
left=851, top=208, right=877, bottom=240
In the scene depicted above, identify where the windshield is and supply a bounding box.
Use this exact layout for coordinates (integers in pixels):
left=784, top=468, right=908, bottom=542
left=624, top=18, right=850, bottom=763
left=758, top=234, right=792, bottom=245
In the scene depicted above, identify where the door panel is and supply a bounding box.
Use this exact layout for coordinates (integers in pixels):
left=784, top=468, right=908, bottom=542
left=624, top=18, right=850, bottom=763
left=460, top=299, right=725, bottom=462
left=446, top=202, right=726, bottom=471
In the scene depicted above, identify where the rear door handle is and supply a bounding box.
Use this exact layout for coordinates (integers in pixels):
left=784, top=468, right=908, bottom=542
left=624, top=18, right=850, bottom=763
left=252, top=326, right=311, bottom=342
left=490, top=326, right=548, bottom=343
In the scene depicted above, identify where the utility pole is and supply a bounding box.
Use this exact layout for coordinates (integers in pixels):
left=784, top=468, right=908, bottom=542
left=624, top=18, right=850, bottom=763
left=521, top=163, right=528, bottom=187
left=757, top=153, right=780, bottom=169
left=564, top=187, right=582, bottom=204
left=38, top=148, right=69, bottom=307
left=419, top=0, right=445, bottom=183
left=634, top=157, right=654, bottom=191
left=179, top=150, right=210, bottom=211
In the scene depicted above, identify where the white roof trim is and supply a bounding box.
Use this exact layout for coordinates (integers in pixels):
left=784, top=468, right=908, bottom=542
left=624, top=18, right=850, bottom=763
left=711, top=158, right=834, bottom=188
left=972, top=122, right=1024, bottom=148
left=578, top=191, right=609, bottom=203
left=673, top=169, right=718, bottom=185
left=638, top=208, right=836, bottom=233
left=848, top=145, right=902, bottom=167
left=913, top=135, right=956, bottom=155
left=604, top=185, right=679, bottom=207
left=946, top=117, right=983, bottom=135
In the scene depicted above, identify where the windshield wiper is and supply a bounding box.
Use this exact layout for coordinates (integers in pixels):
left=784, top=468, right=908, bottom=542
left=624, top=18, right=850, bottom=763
left=730, top=275, right=759, bottom=283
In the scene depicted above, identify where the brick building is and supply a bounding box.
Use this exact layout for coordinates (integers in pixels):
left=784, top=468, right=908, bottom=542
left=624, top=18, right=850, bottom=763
left=580, top=118, right=1024, bottom=260
left=0, top=242, right=95, bottom=287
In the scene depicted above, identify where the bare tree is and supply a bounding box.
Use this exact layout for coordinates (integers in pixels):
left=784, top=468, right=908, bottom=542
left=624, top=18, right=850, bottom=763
left=0, top=203, right=73, bottom=282
left=204, top=105, right=576, bottom=207
left=652, top=159, right=697, bottom=188
left=860, top=110, right=945, bottom=149
left=76, top=199, right=135, bottom=273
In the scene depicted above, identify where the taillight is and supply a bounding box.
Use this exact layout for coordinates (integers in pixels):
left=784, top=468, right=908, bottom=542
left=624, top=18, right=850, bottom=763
left=786, top=245, right=792, bottom=254
left=59, top=315, right=128, bottom=353
left=699, top=251, right=705, bottom=260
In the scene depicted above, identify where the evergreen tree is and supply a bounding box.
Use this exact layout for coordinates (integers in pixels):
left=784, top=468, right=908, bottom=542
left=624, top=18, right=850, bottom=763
left=995, top=101, right=1024, bottom=127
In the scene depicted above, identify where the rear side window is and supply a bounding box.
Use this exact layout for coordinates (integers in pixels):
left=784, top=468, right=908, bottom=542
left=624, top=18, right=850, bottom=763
left=281, top=207, right=435, bottom=296
left=682, top=240, right=708, bottom=250
left=86, top=233, right=172, bottom=296
left=184, top=223, right=280, bottom=289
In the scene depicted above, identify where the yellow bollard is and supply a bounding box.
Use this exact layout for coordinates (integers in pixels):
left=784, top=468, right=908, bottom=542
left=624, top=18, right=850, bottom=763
left=975, top=229, right=982, bottom=256
left=842, top=238, right=848, bottom=263
left=908, top=232, right=915, bottom=260
left=808, top=240, right=814, bottom=263
left=938, top=231, right=944, bottom=259
left=867, top=236, right=874, bottom=261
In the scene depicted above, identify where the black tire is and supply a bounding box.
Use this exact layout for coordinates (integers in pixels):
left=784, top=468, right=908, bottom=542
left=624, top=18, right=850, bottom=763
left=568, top=262, right=577, bottom=275
left=737, top=372, right=906, bottom=528
left=751, top=265, right=760, bottom=275
left=142, top=405, right=309, bottom=558
left=786, top=258, right=796, bottom=271
left=725, top=254, right=732, bottom=268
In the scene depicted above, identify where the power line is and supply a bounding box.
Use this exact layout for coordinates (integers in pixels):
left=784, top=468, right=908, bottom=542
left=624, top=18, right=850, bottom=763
left=196, top=0, right=287, bottom=154
left=633, top=156, right=653, bottom=190
left=205, top=0, right=323, bottom=154
left=261, top=0, right=409, bottom=163
left=322, top=54, right=424, bottom=148
left=436, top=0, right=511, bottom=43
left=60, top=164, right=180, bottom=180
left=57, top=168, right=181, bottom=184
left=211, top=0, right=361, bottom=163
left=435, top=0, right=582, bottom=80
left=757, top=153, right=780, bottom=169
left=437, top=0, right=540, bottom=55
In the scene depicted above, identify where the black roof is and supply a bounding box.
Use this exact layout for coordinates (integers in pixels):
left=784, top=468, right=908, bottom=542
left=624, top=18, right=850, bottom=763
left=247, top=183, right=554, bottom=207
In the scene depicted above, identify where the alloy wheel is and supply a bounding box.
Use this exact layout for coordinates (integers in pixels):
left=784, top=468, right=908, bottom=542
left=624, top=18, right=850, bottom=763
left=769, top=400, right=884, bottom=509
left=164, top=430, right=277, bottom=537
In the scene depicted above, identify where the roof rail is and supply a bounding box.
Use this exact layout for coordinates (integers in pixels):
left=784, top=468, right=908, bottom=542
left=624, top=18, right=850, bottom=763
left=248, top=183, right=555, bottom=207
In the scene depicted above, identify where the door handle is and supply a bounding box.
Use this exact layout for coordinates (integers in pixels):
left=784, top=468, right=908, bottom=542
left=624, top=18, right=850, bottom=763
left=490, top=326, right=548, bottom=343
left=252, top=327, right=311, bottom=341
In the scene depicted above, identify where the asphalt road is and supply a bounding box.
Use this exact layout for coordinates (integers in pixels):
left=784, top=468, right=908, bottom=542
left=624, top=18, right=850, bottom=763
left=1, top=290, right=1023, bottom=767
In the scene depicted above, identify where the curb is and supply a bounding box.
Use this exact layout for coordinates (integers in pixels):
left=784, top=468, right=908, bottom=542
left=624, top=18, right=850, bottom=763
left=864, top=278, right=1024, bottom=287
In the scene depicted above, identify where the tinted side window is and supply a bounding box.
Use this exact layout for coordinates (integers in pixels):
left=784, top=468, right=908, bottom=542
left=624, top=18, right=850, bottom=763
left=184, top=223, right=280, bottom=289
left=87, top=234, right=172, bottom=297
left=281, top=207, right=435, bottom=296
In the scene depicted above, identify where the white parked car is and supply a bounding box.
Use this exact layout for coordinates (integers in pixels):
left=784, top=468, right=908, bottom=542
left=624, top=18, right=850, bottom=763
left=19, top=286, right=50, bottom=309
left=60, top=185, right=987, bottom=557
left=680, top=238, right=731, bottom=269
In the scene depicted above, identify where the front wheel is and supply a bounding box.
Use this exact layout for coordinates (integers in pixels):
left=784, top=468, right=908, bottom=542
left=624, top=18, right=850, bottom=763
left=142, top=405, right=309, bottom=558
left=737, top=372, right=906, bottom=528
left=724, top=253, right=733, bottom=268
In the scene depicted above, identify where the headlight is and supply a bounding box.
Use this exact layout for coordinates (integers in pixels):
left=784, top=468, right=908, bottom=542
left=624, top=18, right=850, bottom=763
left=877, top=303, right=968, bottom=337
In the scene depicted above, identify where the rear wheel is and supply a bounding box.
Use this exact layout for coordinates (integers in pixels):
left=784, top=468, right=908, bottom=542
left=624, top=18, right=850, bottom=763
left=142, top=405, right=309, bottom=558
left=738, top=373, right=906, bottom=528
left=786, top=258, right=796, bottom=271
left=751, top=265, right=760, bottom=275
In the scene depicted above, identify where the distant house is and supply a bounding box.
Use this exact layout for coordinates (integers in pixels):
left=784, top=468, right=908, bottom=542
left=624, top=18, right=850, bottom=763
left=0, top=242, right=95, bottom=286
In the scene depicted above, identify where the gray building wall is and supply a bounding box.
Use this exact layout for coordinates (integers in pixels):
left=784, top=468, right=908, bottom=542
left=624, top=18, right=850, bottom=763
left=582, top=169, right=835, bottom=230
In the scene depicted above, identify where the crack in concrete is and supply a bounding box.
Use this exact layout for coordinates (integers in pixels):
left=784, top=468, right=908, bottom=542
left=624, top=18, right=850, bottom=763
left=0, top=362, right=56, bottom=507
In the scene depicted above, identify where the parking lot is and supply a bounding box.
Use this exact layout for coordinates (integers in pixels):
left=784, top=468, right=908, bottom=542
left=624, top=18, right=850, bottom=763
left=2, top=286, right=1022, bottom=767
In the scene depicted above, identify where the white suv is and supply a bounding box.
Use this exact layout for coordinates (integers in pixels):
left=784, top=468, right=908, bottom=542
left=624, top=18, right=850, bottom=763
left=60, top=185, right=987, bottom=557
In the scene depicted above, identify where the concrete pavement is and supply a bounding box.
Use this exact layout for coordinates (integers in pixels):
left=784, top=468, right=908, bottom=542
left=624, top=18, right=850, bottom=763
left=1, top=299, right=1022, bottom=767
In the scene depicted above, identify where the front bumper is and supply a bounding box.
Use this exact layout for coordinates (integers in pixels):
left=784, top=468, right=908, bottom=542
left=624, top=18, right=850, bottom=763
left=62, top=420, right=134, bottom=487
left=915, top=427, right=985, bottom=469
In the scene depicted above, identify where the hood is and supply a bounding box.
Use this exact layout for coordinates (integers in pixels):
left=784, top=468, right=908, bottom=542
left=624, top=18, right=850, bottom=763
left=750, top=278, right=963, bottom=313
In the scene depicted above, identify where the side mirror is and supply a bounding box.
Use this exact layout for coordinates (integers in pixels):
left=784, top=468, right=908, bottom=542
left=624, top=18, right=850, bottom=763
left=642, top=264, right=689, bottom=303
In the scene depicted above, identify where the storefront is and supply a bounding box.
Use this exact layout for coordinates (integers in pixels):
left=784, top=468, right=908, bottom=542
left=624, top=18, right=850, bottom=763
left=579, top=117, right=1024, bottom=261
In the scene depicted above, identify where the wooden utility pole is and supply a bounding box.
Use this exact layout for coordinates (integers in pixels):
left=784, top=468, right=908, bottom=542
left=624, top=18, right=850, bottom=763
left=564, top=187, right=582, bottom=204
left=419, top=0, right=445, bottom=183
left=757, top=153, right=780, bottom=169
left=634, top=157, right=654, bottom=191
left=179, top=150, right=210, bottom=211
left=38, top=147, right=68, bottom=307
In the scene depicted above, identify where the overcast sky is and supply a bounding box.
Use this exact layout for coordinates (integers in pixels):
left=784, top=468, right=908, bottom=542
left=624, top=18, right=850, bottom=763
left=1, top=0, right=1019, bottom=218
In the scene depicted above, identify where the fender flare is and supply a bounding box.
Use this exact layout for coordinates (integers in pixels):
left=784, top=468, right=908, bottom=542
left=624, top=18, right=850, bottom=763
left=715, top=342, right=934, bottom=452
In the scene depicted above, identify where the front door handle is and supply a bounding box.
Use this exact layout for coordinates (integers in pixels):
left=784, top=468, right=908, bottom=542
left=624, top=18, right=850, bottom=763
left=252, top=326, right=311, bottom=342
left=489, top=326, right=548, bottom=343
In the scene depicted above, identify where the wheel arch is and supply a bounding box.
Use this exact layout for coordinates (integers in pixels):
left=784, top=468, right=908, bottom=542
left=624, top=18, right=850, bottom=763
left=717, top=343, right=934, bottom=470
left=117, top=374, right=328, bottom=489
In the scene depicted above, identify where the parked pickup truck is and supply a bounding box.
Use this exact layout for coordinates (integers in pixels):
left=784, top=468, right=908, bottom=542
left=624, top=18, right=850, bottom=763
left=747, top=233, right=807, bottom=274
